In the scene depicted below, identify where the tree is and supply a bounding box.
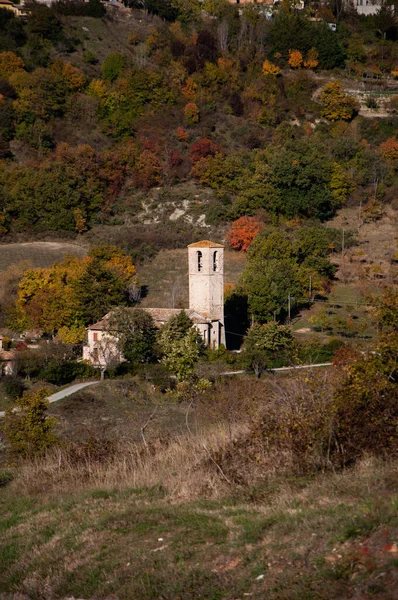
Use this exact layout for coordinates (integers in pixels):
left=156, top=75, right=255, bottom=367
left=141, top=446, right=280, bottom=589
left=3, top=387, right=57, bottom=458
left=288, top=49, right=303, bottom=68
left=262, top=60, right=281, bottom=76
left=319, top=82, right=359, bottom=122
left=184, top=102, right=199, bottom=124
left=101, top=52, right=124, bottom=82
left=15, top=247, right=137, bottom=340
left=0, top=51, right=24, bottom=79
left=243, top=321, right=295, bottom=376
left=304, top=47, right=318, bottom=69
left=242, top=259, right=302, bottom=322
left=379, top=137, right=398, bottom=168
left=226, top=216, right=263, bottom=252
left=107, top=307, right=157, bottom=365
left=157, top=311, right=204, bottom=381
left=190, top=138, right=222, bottom=165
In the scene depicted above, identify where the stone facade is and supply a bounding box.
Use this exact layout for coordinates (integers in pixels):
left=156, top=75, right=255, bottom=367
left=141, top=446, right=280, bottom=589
left=83, top=240, right=226, bottom=367
left=188, top=241, right=225, bottom=348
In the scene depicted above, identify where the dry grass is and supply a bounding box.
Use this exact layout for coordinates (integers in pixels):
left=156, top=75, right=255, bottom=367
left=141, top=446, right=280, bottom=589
left=0, top=241, right=87, bottom=273
left=10, top=424, right=242, bottom=500
left=138, top=247, right=247, bottom=309
left=1, top=449, right=397, bottom=599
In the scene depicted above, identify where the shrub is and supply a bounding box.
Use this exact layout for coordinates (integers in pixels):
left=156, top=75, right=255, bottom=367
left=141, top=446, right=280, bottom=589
left=3, top=388, right=58, bottom=458
left=2, top=376, right=26, bottom=399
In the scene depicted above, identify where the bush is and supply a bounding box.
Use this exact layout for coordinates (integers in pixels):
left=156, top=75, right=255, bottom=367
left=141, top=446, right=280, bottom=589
left=2, top=376, right=26, bottom=399
left=37, top=360, right=96, bottom=385
left=3, top=388, right=58, bottom=458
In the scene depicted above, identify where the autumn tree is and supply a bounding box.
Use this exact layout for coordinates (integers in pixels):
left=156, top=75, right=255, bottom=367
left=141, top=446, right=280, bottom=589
left=320, top=82, right=359, bottom=122
left=288, top=49, right=303, bottom=69
left=184, top=101, right=199, bottom=124
left=226, top=216, right=263, bottom=252
left=379, top=137, right=398, bottom=168
left=190, top=138, right=222, bottom=165
left=262, top=60, right=281, bottom=76
left=304, top=47, right=318, bottom=69
left=15, top=246, right=138, bottom=341
left=0, top=51, right=24, bottom=79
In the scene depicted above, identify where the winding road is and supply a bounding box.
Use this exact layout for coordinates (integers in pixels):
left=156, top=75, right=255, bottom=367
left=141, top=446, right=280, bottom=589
left=0, top=362, right=333, bottom=418
left=0, top=381, right=100, bottom=418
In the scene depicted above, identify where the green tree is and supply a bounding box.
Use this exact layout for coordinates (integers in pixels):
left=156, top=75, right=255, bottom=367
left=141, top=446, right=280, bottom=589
left=157, top=311, right=204, bottom=381
left=244, top=321, right=295, bottom=376
left=242, top=259, right=302, bottom=322
left=107, top=307, right=157, bottom=364
left=101, top=52, right=124, bottom=82
left=3, top=387, right=57, bottom=458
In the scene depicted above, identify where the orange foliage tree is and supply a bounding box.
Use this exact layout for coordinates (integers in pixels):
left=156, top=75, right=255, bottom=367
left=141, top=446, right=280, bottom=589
left=0, top=51, right=25, bottom=79
left=304, top=47, right=319, bottom=69
left=176, top=126, right=189, bottom=142
left=380, top=137, right=398, bottom=167
left=288, top=49, right=303, bottom=69
left=226, top=216, right=263, bottom=252
left=184, top=102, right=200, bottom=124
left=262, top=60, right=281, bottom=76
left=182, top=77, right=197, bottom=100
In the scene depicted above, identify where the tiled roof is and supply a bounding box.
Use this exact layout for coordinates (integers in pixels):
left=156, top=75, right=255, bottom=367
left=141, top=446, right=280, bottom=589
left=143, top=308, right=211, bottom=324
left=0, top=350, right=15, bottom=360
left=188, top=240, right=224, bottom=248
left=88, top=308, right=211, bottom=330
left=88, top=313, right=112, bottom=330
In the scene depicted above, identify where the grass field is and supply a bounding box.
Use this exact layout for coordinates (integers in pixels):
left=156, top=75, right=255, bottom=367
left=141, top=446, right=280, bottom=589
left=138, top=248, right=247, bottom=309
left=1, top=455, right=397, bottom=599
left=48, top=378, right=194, bottom=444
left=0, top=242, right=87, bottom=273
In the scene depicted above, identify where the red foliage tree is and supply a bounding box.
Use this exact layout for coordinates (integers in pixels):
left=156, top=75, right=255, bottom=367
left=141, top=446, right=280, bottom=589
left=226, top=216, right=263, bottom=252
left=189, top=138, right=222, bottom=165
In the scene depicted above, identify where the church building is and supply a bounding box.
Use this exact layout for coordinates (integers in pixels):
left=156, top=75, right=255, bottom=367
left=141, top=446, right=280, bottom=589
left=83, top=240, right=225, bottom=367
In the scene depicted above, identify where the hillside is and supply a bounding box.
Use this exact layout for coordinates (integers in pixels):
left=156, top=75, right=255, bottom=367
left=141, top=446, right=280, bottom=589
left=1, top=446, right=397, bottom=599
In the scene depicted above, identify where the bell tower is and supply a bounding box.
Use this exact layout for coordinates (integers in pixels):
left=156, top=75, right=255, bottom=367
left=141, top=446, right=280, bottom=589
left=188, top=240, right=225, bottom=347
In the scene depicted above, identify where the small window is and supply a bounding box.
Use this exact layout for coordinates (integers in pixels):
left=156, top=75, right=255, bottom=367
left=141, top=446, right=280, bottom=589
left=213, top=251, right=218, bottom=272
left=93, top=332, right=98, bottom=342
left=197, top=251, right=202, bottom=272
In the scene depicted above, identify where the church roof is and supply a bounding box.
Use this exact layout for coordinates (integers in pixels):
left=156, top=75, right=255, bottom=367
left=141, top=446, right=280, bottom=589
left=188, top=240, right=224, bottom=248
left=88, top=308, right=212, bottom=331
left=144, top=308, right=210, bottom=324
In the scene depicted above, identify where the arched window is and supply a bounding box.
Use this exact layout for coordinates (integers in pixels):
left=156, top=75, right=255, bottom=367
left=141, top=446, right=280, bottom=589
left=213, top=251, right=218, bottom=272
left=197, top=251, right=202, bottom=272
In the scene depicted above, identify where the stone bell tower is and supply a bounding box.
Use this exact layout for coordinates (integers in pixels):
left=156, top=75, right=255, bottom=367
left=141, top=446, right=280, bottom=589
left=188, top=240, right=225, bottom=348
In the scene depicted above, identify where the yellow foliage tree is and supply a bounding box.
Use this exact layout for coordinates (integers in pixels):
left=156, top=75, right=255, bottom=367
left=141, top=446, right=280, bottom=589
left=288, top=49, right=303, bottom=69
left=320, top=82, right=359, bottom=121
left=61, top=62, right=86, bottom=91
left=262, top=60, right=281, bottom=76
left=88, top=78, right=107, bottom=98
left=304, top=47, right=319, bottom=69
left=0, top=51, right=25, bottom=79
